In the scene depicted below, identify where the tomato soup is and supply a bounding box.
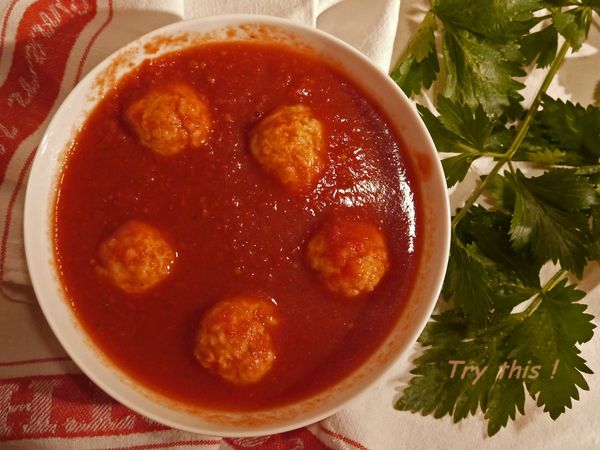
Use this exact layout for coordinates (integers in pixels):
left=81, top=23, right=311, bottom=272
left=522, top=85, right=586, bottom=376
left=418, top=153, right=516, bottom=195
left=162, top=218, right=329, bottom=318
left=54, top=41, right=422, bottom=410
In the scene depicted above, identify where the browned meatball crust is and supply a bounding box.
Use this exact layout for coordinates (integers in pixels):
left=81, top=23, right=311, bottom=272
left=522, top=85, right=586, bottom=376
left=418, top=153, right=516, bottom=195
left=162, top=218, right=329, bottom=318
left=194, top=295, right=279, bottom=385
left=307, top=221, right=389, bottom=297
left=249, top=104, right=326, bottom=192
left=125, top=83, right=211, bottom=156
left=96, top=220, right=176, bottom=294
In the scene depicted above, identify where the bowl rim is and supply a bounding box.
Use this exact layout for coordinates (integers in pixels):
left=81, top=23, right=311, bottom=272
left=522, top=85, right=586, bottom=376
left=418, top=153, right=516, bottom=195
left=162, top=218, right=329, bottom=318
left=23, top=13, right=450, bottom=437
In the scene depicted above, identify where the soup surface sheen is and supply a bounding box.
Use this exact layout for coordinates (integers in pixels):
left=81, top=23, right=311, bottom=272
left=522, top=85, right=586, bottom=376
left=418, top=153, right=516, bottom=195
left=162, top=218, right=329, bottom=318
left=55, top=40, right=422, bottom=410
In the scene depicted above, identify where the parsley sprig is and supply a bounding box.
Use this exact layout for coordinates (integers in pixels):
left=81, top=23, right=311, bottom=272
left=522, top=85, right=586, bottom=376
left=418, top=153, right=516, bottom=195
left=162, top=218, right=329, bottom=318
left=391, top=0, right=599, bottom=436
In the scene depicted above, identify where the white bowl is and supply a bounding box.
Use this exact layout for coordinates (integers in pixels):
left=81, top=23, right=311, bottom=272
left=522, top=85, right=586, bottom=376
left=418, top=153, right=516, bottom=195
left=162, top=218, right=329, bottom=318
left=24, top=14, right=450, bottom=437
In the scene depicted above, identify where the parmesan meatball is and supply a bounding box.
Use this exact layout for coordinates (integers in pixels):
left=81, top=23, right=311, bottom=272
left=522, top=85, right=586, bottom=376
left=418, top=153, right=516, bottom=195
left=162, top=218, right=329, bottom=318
left=249, top=104, right=326, bottom=192
left=307, top=221, right=389, bottom=297
left=194, top=296, right=279, bottom=385
left=125, top=83, right=211, bottom=156
left=96, top=220, right=176, bottom=294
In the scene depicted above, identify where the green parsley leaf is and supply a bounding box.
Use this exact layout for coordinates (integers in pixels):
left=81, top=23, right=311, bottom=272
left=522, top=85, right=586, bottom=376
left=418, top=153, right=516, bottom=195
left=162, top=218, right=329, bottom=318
left=391, top=0, right=598, bottom=437
left=512, top=281, right=595, bottom=419
left=457, top=207, right=541, bottom=310
left=391, top=12, right=439, bottom=96
left=433, top=0, right=540, bottom=40
left=541, top=280, right=595, bottom=345
left=440, top=153, right=480, bottom=188
left=396, top=310, right=501, bottom=420
left=442, top=26, right=526, bottom=117
left=418, top=310, right=474, bottom=346
left=417, top=103, right=482, bottom=187
left=485, top=377, right=526, bottom=436
left=396, top=281, right=594, bottom=435
left=587, top=205, right=600, bottom=260
left=467, top=243, right=539, bottom=314
left=594, top=80, right=600, bottom=105
left=391, top=52, right=439, bottom=97
left=552, top=6, right=593, bottom=50
left=436, top=96, right=494, bottom=145
left=509, top=169, right=597, bottom=277
left=443, top=237, right=494, bottom=325
left=484, top=172, right=517, bottom=211
left=410, top=12, right=438, bottom=61
left=418, top=98, right=505, bottom=187
left=536, top=95, right=600, bottom=160
left=520, top=168, right=600, bottom=211
left=514, top=132, right=583, bottom=165
left=520, top=26, right=559, bottom=68
left=515, top=143, right=573, bottom=165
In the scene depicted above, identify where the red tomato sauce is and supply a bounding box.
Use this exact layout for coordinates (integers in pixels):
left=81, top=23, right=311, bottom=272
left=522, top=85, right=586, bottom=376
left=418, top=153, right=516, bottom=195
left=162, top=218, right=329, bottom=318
left=54, top=41, right=423, bottom=410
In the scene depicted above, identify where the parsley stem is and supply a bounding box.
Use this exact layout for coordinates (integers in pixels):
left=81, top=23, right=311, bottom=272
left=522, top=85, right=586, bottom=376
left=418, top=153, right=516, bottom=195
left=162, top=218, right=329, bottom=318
left=575, top=165, right=600, bottom=176
left=505, top=40, right=571, bottom=161
left=507, top=160, right=516, bottom=176
left=450, top=40, right=571, bottom=229
left=482, top=152, right=509, bottom=159
left=451, top=159, right=504, bottom=227
left=522, top=269, right=567, bottom=319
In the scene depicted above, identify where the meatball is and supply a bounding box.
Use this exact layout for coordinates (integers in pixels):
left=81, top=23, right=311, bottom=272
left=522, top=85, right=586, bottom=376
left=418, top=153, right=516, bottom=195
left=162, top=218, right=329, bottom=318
left=249, top=104, right=326, bottom=192
left=125, top=83, right=211, bottom=156
left=306, top=221, right=389, bottom=297
left=96, top=220, right=176, bottom=294
left=194, top=295, right=279, bottom=385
